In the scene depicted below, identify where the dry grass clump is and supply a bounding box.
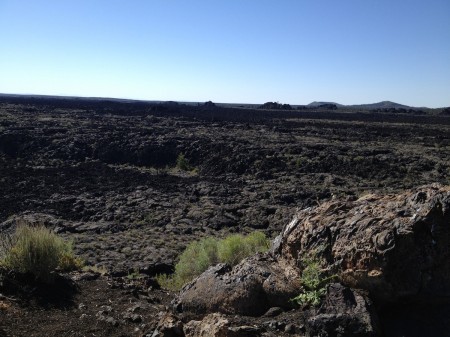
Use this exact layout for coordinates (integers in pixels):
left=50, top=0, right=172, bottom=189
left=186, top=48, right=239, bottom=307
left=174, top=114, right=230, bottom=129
left=0, top=222, right=83, bottom=283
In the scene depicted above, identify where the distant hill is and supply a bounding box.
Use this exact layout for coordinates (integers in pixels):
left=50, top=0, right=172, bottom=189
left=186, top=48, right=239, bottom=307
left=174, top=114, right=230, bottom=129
left=308, top=101, right=343, bottom=107
left=349, top=101, right=412, bottom=109
left=308, top=100, right=415, bottom=110
left=0, top=93, right=429, bottom=110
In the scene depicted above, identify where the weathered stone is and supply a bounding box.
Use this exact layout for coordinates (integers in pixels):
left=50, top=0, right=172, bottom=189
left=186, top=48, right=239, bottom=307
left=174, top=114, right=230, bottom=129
left=174, top=256, right=300, bottom=316
left=306, top=283, right=380, bottom=337
left=276, top=184, right=450, bottom=302
left=183, top=313, right=229, bottom=337
left=152, top=312, right=183, bottom=337
left=175, top=185, right=450, bottom=336
left=184, top=314, right=261, bottom=337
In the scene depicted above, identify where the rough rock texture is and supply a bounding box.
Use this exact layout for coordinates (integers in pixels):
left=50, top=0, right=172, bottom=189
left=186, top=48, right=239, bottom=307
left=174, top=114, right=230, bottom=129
left=152, top=312, right=184, bottom=337
left=175, top=185, right=450, bottom=335
left=2, top=98, right=449, bottom=278
left=183, top=313, right=262, bottom=337
left=306, top=283, right=380, bottom=337
left=276, top=184, right=450, bottom=302
left=174, top=256, right=300, bottom=316
left=183, top=313, right=230, bottom=337
left=2, top=97, right=450, bottom=337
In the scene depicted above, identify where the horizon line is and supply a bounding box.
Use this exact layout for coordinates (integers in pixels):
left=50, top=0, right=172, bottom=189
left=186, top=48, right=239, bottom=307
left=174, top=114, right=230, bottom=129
left=0, top=92, right=443, bottom=109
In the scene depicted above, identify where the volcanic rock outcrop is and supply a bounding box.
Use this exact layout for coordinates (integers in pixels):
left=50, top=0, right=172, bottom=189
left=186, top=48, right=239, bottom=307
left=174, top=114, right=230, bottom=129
left=175, top=184, right=450, bottom=335
left=276, top=183, right=450, bottom=302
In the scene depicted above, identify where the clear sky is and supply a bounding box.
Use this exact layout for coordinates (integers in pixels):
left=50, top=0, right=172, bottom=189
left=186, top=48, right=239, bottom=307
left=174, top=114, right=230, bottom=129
left=0, top=1, right=449, bottom=107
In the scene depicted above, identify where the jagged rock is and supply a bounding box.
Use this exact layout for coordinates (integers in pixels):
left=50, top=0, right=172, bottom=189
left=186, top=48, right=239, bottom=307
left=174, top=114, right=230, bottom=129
left=183, top=313, right=261, bottom=337
left=174, top=185, right=450, bottom=336
left=173, top=256, right=300, bottom=316
left=305, top=283, right=380, bottom=337
left=152, top=312, right=184, bottom=337
left=258, top=102, right=292, bottom=110
left=276, top=184, right=450, bottom=302
left=184, top=313, right=229, bottom=337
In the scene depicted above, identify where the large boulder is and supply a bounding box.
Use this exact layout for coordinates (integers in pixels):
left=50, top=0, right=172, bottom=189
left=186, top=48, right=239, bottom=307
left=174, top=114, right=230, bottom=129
left=275, top=184, right=450, bottom=302
left=173, top=255, right=300, bottom=316
left=174, top=184, right=450, bottom=335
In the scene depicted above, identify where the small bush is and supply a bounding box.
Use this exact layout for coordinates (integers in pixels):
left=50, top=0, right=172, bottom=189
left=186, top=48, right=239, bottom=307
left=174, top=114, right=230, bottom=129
left=157, top=237, right=219, bottom=291
left=291, top=255, right=336, bottom=308
left=244, top=231, right=271, bottom=254
left=217, top=234, right=246, bottom=266
left=218, top=231, right=270, bottom=266
left=0, top=224, right=82, bottom=283
left=157, top=232, right=270, bottom=291
left=176, top=153, right=190, bottom=171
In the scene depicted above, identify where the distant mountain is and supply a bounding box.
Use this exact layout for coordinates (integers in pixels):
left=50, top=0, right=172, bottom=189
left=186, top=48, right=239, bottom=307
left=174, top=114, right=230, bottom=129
left=308, top=100, right=415, bottom=110
left=349, top=101, right=412, bottom=109
left=0, top=93, right=426, bottom=110
left=308, top=101, right=343, bottom=107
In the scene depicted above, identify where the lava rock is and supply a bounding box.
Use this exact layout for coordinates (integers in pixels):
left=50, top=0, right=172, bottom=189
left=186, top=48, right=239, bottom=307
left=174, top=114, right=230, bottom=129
left=305, top=283, right=380, bottom=337
left=276, top=184, right=450, bottom=302
left=173, top=257, right=300, bottom=316
left=152, top=312, right=184, bottom=337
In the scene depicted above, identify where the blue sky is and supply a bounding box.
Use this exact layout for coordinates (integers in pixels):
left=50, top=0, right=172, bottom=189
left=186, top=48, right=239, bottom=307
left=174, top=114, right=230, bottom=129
left=0, top=1, right=449, bottom=107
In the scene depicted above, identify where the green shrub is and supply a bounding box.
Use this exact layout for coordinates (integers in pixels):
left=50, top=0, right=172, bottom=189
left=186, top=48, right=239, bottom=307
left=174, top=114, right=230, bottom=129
left=291, top=255, right=336, bottom=308
left=157, top=237, right=219, bottom=291
left=176, top=153, right=190, bottom=171
left=218, top=231, right=270, bottom=266
left=0, top=224, right=83, bottom=283
left=157, top=232, right=270, bottom=290
left=244, top=231, right=271, bottom=254
left=176, top=237, right=219, bottom=281
left=217, top=234, right=246, bottom=266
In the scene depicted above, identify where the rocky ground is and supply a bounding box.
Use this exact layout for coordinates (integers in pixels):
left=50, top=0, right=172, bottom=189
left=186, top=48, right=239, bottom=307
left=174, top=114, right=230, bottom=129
left=0, top=97, right=449, bottom=336
left=172, top=184, right=450, bottom=336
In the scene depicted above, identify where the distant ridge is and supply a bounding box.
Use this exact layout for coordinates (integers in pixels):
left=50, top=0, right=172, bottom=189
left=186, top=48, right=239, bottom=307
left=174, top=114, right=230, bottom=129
left=308, top=101, right=343, bottom=107
left=349, top=101, right=412, bottom=109
left=0, top=93, right=431, bottom=110
left=308, top=100, right=414, bottom=110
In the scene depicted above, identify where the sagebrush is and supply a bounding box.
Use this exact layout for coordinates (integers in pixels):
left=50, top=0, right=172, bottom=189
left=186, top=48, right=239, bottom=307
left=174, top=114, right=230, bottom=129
left=157, top=231, right=270, bottom=290
left=0, top=223, right=83, bottom=282
left=218, top=231, right=269, bottom=266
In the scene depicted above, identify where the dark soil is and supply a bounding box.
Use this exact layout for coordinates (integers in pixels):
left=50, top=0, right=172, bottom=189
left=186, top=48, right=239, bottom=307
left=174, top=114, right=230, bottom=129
left=0, top=96, right=449, bottom=336
left=1, top=271, right=172, bottom=337
left=0, top=272, right=307, bottom=337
